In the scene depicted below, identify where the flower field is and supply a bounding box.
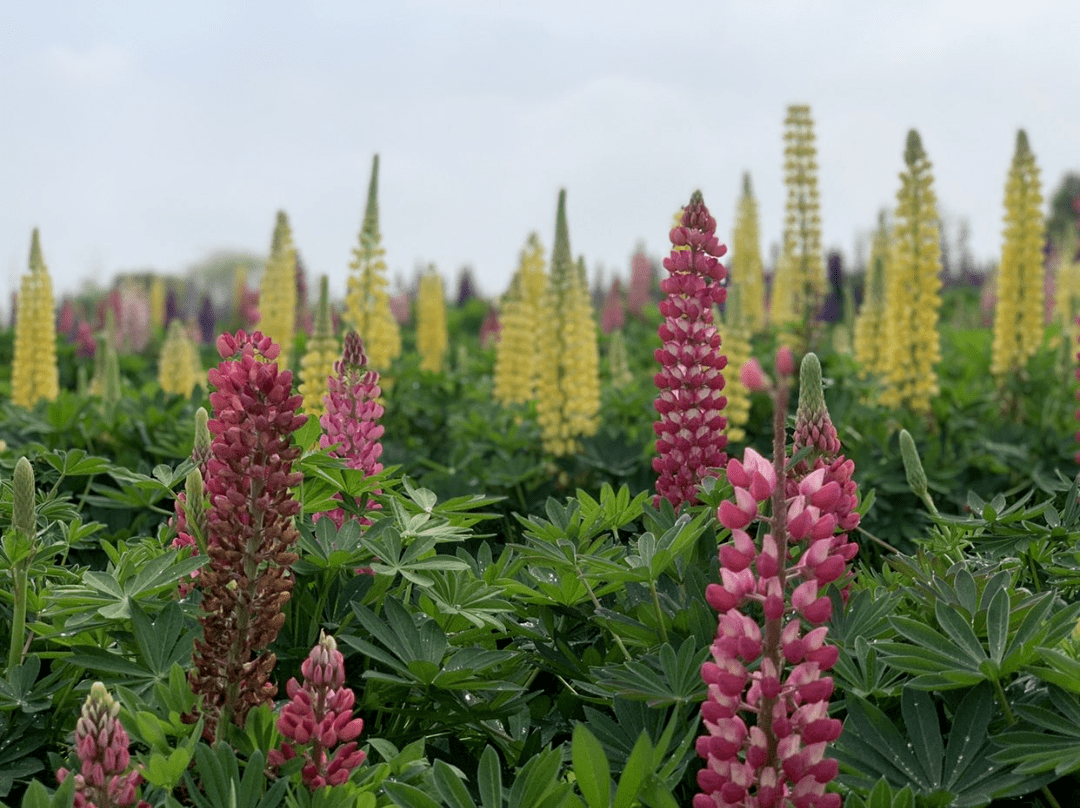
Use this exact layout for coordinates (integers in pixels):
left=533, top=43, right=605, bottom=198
left=3, top=114, right=1080, bottom=808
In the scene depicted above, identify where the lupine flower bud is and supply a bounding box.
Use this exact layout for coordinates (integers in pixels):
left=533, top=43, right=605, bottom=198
left=269, top=632, right=367, bottom=789
left=652, top=191, right=728, bottom=509
left=739, top=358, right=771, bottom=393
left=792, top=354, right=840, bottom=475
left=13, top=457, right=35, bottom=539
left=57, top=682, right=149, bottom=808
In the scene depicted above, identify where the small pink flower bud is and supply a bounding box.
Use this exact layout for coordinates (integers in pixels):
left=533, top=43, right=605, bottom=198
left=739, top=357, right=772, bottom=392
left=775, top=346, right=795, bottom=376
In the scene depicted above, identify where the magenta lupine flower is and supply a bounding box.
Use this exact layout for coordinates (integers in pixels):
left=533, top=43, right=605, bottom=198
left=187, top=330, right=307, bottom=738
left=318, top=332, right=385, bottom=535
left=479, top=306, right=501, bottom=349
left=269, top=632, right=367, bottom=788
left=57, top=682, right=150, bottom=808
left=1075, top=322, right=1080, bottom=465
left=696, top=353, right=857, bottom=808
left=627, top=248, right=655, bottom=317
left=600, top=279, right=626, bottom=334
left=652, top=191, right=729, bottom=509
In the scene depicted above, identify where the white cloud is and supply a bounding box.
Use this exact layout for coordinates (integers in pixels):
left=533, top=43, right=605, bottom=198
left=41, top=43, right=133, bottom=91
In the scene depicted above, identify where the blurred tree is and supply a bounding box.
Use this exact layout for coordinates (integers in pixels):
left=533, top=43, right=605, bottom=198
left=1046, top=171, right=1080, bottom=252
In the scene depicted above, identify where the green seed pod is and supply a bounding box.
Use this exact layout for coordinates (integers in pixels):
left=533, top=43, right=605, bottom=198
left=12, top=457, right=35, bottom=539
left=184, top=467, right=208, bottom=554
left=899, top=428, right=938, bottom=515
left=193, top=407, right=211, bottom=468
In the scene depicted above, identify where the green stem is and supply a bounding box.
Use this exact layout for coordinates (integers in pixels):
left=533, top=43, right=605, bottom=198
left=856, top=525, right=901, bottom=555
left=647, top=578, right=669, bottom=645
left=1025, top=551, right=1042, bottom=593
left=992, top=676, right=1016, bottom=726
left=991, top=670, right=1058, bottom=808
left=576, top=565, right=633, bottom=662
left=1041, top=787, right=1063, bottom=808
left=7, top=563, right=29, bottom=670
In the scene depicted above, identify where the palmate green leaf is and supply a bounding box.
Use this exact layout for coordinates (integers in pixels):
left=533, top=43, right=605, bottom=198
left=584, top=638, right=706, bottom=707
left=837, top=691, right=935, bottom=791
left=418, top=569, right=514, bottom=631
left=39, top=448, right=113, bottom=477
left=902, top=689, right=943, bottom=787
left=933, top=599, right=986, bottom=665
left=507, top=747, right=571, bottom=808
left=344, top=599, right=522, bottom=693
left=993, top=686, right=1080, bottom=776
left=838, top=683, right=1043, bottom=806
left=847, top=778, right=915, bottom=808
left=46, top=551, right=206, bottom=627
left=1030, top=647, right=1080, bottom=693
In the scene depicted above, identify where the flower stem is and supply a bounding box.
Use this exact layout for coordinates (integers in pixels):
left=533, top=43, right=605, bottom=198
left=7, top=562, right=29, bottom=670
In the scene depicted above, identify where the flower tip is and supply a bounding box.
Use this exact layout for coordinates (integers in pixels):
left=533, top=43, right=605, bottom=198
left=775, top=346, right=795, bottom=376
left=739, top=358, right=771, bottom=392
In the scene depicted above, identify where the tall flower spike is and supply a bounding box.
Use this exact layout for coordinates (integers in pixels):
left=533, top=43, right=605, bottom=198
left=652, top=190, right=729, bottom=509
left=627, top=244, right=656, bottom=317
left=269, top=632, right=367, bottom=788
left=319, top=332, right=385, bottom=531
left=853, top=211, right=889, bottom=381
left=259, top=211, right=299, bottom=369
left=11, top=229, right=60, bottom=409
left=416, top=266, right=449, bottom=373
left=607, top=329, right=633, bottom=390
left=187, top=331, right=307, bottom=739
left=697, top=351, right=854, bottom=808
left=299, top=275, right=340, bottom=417
left=720, top=284, right=753, bottom=445
left=494, top=233, right=547, bottom=405
left=535, top=190, right=601, bottom=455
left=880, top=130, right=942, bottom=413
left=731, top=172, right=767, bottom=333
left=991, top=130, right=1046, bottom=381
left=772, top=105, right=825, bottom=331
left=344, top=154, right=402, bottom=373
left=158, top=319, right=200, bottom=399
left=57, top=682, right=149, bottom=808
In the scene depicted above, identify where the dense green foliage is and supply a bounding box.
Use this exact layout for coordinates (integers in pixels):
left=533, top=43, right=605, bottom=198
left=0, top=282, right=1078, bottom=808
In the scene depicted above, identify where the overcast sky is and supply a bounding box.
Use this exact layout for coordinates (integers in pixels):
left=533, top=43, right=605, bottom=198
left=3, top=1, right=1078, bottom=307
